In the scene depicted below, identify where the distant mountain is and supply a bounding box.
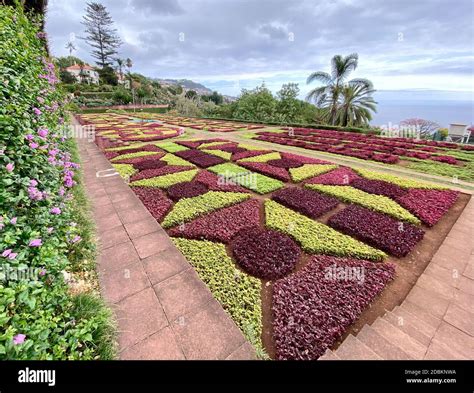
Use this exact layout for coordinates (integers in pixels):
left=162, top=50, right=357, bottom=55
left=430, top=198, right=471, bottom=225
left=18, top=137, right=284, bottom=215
left=155, top=78, right=213, bottom=95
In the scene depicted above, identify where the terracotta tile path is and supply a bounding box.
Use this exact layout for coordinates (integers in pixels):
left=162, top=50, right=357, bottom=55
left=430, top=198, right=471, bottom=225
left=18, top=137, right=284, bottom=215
left=76, top=136, right=257, bottom=360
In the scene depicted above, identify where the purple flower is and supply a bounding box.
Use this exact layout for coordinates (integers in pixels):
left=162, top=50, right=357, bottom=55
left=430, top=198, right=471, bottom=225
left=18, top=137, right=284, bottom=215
left=37, top=31, right=47, bottom=39
left=10, top=217, right=17, bottom=225
left=71, top=236, right=81, bottom=244
left=37, top=97, right=45, bottom=104
left=29, top=179, right=38, bottom=187
left=29, top=142, right=39, bottom=149
left=39, top=268, right=46, bottom=277
left=33, top=108, right=42, bottom=116
left=38, top=128, right=48, bottom=138
left=8, top=253, right=17, bottom=260
left=50, top=207, right=61, bottom=215
left=26, top=134, right=34, bottom=141
left=58, top=187, right=65, bottom=197
left=13, top=334, right=26, bottom=345
left=6, top=163, right=14, bottom=172
left=29, top=239, right=42, bottom=247
left=2, top=249, right=12, bottom=257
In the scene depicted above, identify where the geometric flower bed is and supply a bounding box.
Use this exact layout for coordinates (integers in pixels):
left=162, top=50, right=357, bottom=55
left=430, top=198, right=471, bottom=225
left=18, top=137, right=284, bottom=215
left=96, top=135, right=463, bottom=359
left=328, top=205, right=425, bottom=257
left=273, top=255, right=396, bottom=360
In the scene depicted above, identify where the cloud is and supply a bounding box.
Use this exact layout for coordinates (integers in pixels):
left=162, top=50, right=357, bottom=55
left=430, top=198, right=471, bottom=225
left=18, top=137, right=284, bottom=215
left=45, top=0, right=474, bottom=94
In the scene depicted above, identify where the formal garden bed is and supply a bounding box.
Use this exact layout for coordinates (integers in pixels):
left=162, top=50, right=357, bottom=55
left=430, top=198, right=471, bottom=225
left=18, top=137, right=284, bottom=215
left=95, top=133, right=470, bottom=359
left=252, top=128, right=474, bottom=182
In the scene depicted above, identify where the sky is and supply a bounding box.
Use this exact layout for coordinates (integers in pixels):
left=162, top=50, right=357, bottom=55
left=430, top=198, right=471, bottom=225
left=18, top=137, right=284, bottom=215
left=45, top=0, right=473, bottom=124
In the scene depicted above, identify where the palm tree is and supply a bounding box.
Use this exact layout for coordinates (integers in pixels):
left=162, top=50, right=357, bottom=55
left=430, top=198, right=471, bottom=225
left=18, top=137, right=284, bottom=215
left=115, top=58, right=125, bottom=81
left=65, top=41, right=76, bottom=57
left=307, top=53, right=367, bottom=125
left=336, top=80, right=377, bottom=127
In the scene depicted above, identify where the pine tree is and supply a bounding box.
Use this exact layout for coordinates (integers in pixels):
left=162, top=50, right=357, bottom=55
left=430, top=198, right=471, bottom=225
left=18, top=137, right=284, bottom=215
left=81, top=2, right=122, bottom=68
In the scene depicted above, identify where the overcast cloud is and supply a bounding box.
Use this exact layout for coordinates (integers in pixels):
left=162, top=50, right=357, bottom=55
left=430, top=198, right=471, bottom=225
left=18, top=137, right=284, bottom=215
left=45, top=0, right=474, bottom=96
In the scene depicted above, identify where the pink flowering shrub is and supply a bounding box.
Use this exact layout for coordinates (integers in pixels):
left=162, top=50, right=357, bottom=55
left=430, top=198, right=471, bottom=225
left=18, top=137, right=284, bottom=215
left=328, top=205, right=424, bottom=257
left=273, top=255, right=395, bottom=360
left=230, top=227, right=301, bottom=280
left=396, top=189, right=459, bottom=226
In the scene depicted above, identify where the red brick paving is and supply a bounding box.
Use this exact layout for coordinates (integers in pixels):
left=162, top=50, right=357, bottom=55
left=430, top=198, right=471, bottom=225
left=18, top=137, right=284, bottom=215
left=76, top=134, right=257, bottom=360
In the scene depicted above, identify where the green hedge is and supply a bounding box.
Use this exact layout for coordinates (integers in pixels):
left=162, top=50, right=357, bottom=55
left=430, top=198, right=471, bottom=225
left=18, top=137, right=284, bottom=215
left=0, top=5, right=114, bottom=359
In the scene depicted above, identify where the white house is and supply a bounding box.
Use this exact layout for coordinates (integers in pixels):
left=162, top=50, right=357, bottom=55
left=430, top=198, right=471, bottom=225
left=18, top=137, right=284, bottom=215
left=65, top=64, right=99, bottom=84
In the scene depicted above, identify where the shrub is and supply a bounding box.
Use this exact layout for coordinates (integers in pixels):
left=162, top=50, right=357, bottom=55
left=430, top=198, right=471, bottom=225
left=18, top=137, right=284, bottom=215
left=306, top=185, right=421, bottom=224
left=273, top=255, right=395, bottom=360
left=355, top=168, right=447, bottom=189
left=267, top=158, right=303, bottom=168
left=131, top=187, right=173, bottom=221
left=238, top=152, right=281, bottom=163
left=166, top=181, right=209, bottom=201
left=160, top=153, right=195, bottom=167
left=230, top=227, right=300, bottom=280
left=208, top=163, right=283, bottom=194
left=110, top=150, right=159, bottom=162
left=289, top=164, right=337, bottom=182
left=265, top=201, right=386, bottom=261
left=131, top=169, right=199, bottom=188
left=351, top=178, right=407, bottom=200
left=133, top=159, right=167, bottom=171
left=172, top=238, right=264, bottom=355
left=130, top=165, right=195, bottom=182
left=112, top=163, right=138, bottom=179
left=305, top=166, right=360, bottom=185
left=162, top=191, right=250, bottom=228
left=272, top=187, right=339, bottom=218
left=155, top=141, right=189, bottom=153
left=0, top=5, right=113, bottom=359
left=396, top=189, right=459, bottom=226
left=168, top=199, right=260, bottom=243
left=328, top=205, right=425, bottom=257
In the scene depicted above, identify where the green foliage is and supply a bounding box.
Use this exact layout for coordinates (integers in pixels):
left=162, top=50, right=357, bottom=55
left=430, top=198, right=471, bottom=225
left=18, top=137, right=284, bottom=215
left=131, top=169, right=198, bottom=189
left=265, top=201, right=386, bottom=261
left=112, top=163, right=137, bottom=179
left=233, top=84, right=277, bottom=122
left=110, top=150, right=158, bottom=162
left=172, top=238, right=265, bottom=355
left=0, top=4, right=115, bottom=359
left=355, top=168, right=448, bottom=189
left=155, top=141, right=188, bottom=153
left=111, top=87, right=132, bottom=104
left=201, top=149, right=232, bottom=160
left=406, top=160, right=474, bottom=183
left=59, top=69, right=76, bottom=84
left=160, top=153, right=195, bottom=167
left=305, top=185, right=420, bottom=224
left=208, top=163, right=284, bottom=194
left=238, top=152, right=281, bottom=163
left=289, top=164, right=337, bottom=182
left=162, top=191, right=250, bottom=228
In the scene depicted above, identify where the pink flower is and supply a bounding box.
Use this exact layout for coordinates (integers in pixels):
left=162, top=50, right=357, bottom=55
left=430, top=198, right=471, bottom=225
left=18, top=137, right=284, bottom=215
left=26, top=134, right=34, bottom=141
left=30, top=179, right=38, bottom=187
left=37, top=97, right=45, bottom=104
left=10, top=217, right=17, bottom=225
left=50, top=207, right=61, bottom=215
left=29, top=142, right=39, bottom=149
left=6, top=163, right=14, bottom=172
left=29, top=239, right=42, bottom=247
left=33, top=108, right=42, bottom=116
left=8, top=253, right=17, bottom=260
left=2, top=249, right=12, bottom=257
left=39, top=268, right=46, bottom=276
left=13, top=334, right=26, bottom=345
left=71, top=235, right=81, bottom=244
left=38, top=128, right=48, bottom=138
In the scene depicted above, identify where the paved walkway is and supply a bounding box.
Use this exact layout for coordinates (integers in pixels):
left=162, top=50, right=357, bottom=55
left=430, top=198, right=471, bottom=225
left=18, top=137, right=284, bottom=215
left=320, top=197, right=474, bottom=360
left=76, top=135, right=257, bottom=360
